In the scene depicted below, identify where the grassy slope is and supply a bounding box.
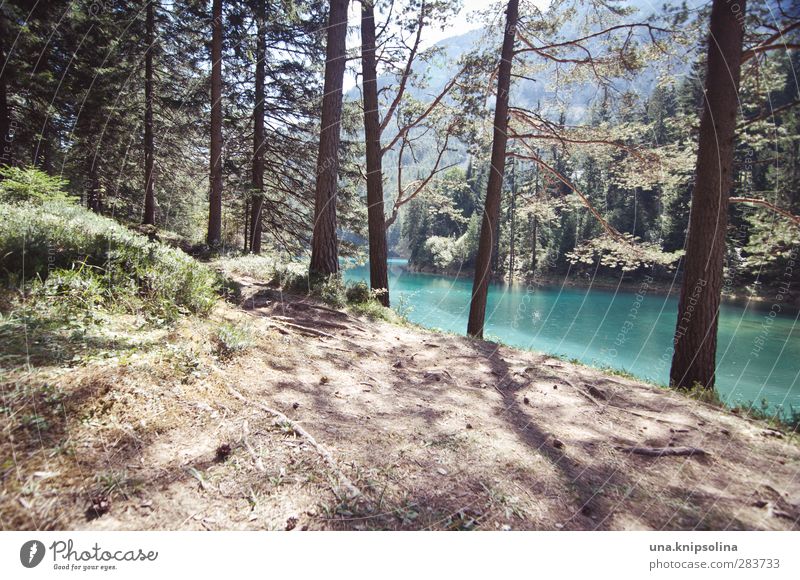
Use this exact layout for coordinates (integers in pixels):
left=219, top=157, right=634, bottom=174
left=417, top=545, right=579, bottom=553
left=1, top=203, right=799, bottom=531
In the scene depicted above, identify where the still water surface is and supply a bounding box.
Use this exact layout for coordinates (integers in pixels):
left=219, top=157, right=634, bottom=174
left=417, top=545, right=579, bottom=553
left=344, top=259, right=799, bottom=413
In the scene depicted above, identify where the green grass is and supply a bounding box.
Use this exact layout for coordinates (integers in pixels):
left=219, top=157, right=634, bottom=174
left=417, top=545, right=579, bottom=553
left=0, top=198, right=218, bottom=321
left=731, top=399, right=800, bottom=433
left=213, top=322, right=254, bottom=359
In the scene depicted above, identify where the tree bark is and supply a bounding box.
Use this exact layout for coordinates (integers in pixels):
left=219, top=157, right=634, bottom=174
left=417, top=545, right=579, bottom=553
left=531, top=214, right=537, bottom=274
left=243, top=197, right=250, bottom=252
left=250, top=0, right=266, bottom=254
left=207, top=0, right=224, bottom=247
left=143, top=0, right=157, bottom=226
left=86, top=161, right=101, bottom=213
left=670, top=0, right=746, bottom=390
left=360, top=0, right=390, bottom=306
left=0, top=23, right=11, bottom=170
left=509, top=156, right=516, bottom=281
left=467, top=0, right=519, bottom=338
left=309, top=0, right=349, bottom=277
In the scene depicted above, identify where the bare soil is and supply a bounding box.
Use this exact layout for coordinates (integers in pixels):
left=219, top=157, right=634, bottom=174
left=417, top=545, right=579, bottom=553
left=2, top=278, right=799, bottom=531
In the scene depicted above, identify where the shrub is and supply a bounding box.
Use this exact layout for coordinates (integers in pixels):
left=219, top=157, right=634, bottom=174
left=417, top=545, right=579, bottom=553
left=33, top=266, right=108, bottom=313
left=213, top=322, right=254, bottom=359
left=0, top=166, right=75, bottom=204
left=310, top=273, right=346, bottom=308
left=349, top=299, right=396, bottom=322
left=0, top=200, right=218, bottom=319
left=345, top=280, right=372, bottom=304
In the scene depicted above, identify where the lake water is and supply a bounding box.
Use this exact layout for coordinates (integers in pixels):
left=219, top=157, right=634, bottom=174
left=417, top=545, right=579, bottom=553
left=344, top=259, right=800, bottom=414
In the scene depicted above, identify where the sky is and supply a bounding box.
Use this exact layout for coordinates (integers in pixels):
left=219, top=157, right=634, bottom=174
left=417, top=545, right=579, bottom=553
left=343, top=0, right=508, bottom=92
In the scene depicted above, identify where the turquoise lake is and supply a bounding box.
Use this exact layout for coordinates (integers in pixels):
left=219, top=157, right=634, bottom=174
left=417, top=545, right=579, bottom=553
left=344, top=259, right=800, bottom=414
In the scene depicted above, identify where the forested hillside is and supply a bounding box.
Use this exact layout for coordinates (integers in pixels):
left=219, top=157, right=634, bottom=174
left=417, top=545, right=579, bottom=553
left=1, top=0, right=799, bottom=532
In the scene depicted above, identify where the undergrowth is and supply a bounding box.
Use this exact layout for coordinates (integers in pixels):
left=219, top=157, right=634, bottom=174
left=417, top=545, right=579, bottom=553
left=0, top=171, right=218, bottom=321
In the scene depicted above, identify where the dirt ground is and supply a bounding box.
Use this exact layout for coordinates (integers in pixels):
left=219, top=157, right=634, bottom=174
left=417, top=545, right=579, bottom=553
left=2, top=277, right=799, bottom=531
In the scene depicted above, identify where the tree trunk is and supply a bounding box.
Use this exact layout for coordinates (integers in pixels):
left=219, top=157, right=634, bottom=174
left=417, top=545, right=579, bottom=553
left=670, top=0, right=746, bottom=390
left=309, top=0, right=348, bottom=277
left=87, top=161, right=101, bottom=213
left=467, top=0, right=518, bottom=338
left=531, top=214, right=538, bottom=275
left=360, top=0, right=390, bottom=306
left=243, top=197, right=250, bottom=253
left=509, top=156, right=516, bottom=281
left=0, top=25, right=11, bottom=170
left=143, top=0, right=157, bottom=226
left=250, top=0, right=266, bottom=254
left=531, top=156, right=539, bottom=274
left=206, top=0, right=224, bottom=247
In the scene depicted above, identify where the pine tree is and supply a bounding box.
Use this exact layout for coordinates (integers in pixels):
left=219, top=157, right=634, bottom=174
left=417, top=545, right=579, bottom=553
left=670, top=0, right=747, bottom=390
left=467, top=0, right=519, bottom=338
left=309, top=0, right=349, bottom=277
left=207, top=0, right=224, bottom=247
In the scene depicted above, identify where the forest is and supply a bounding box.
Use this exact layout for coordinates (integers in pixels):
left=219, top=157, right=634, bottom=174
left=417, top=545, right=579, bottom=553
left=1, top=0, right=799, bottom=532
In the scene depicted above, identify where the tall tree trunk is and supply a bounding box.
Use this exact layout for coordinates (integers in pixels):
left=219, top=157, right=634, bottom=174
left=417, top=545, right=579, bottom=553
left=0, top=26, right=11, bottom=170
left=309, top=0, right=348, bottom=277
left=87, top=161, right=101, bottom=213
left=670, top=0, right=746, bottom=390
left=143, top=0, right=157, bottom=226
left=530, top=214, right=538, bottom=274
left=509, top=157, right=516, bottom=281
left=243, top=197, right=250, bottom=252
left=530, top=153, right=539, bottom=275
left=250, top=0, right=266, bottom=254
left=467, top=0, right=519, bottom=338
left=206, top=0, right=224, bottom=247
left=360, top=0, right=389, bottom=306
left=32, top=34, right=52, bottom=171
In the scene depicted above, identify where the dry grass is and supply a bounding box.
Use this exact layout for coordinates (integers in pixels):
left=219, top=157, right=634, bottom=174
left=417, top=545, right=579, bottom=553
left=1, top=279, right=799, bottom=531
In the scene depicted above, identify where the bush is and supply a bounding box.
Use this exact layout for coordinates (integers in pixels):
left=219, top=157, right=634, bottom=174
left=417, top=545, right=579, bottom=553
left=213, top=322, right=254, bottom=359
left=33, top=267, right=108, bottom=313
left=345, top=280, right=372, bottom=304
left=0, top=200, right=218, bottom=319
left=0, top=166, right=75, bottom=204
left=310, top=273, right=346, bottom=308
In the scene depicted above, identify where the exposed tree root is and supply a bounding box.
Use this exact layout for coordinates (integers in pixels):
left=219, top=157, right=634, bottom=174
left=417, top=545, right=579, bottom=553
left=616, top=446, right=709, bottom=457
left=268, top=319, right=336, bottom=339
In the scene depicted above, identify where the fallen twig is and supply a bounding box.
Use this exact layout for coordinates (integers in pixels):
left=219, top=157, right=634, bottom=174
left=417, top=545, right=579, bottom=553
left=228, top=386, right=361, bottom=499
left=241, top=420, right=266, bottom=472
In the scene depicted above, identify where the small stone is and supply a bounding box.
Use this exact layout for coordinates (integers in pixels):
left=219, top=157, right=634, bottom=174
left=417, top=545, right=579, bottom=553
left=292, top=402, right=300, bottom=410
left=752, top=499, right=768, bottom=508
left=553, top=384, right=558, bottom=389
left=466, top=423, right=473, bottom=430
left=319, top=376, right=329, bottom=385
left=552, top=438, right=564, bottom=449
left=436, top=467, right=448, bottom=476
left=721, top=429, right=731, bottom=436
left=523, top=396, right=530, bottom=405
